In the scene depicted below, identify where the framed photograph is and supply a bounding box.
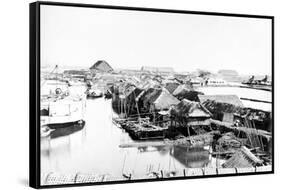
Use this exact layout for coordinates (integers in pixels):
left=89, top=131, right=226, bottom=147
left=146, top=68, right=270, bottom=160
left=29, top=1, right=274, bottom=188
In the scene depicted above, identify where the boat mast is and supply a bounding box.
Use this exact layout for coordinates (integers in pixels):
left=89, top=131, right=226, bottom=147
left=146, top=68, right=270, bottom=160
left=41, top=64, right=58, bottom=87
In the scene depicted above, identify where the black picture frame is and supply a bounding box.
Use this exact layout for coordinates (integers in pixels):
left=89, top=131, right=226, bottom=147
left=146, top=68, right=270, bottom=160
left=29, top=1, right=274, bottom=189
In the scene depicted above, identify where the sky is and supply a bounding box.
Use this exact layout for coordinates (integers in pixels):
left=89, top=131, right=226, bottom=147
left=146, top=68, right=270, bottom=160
left=41, top=5, right=272, bottom=75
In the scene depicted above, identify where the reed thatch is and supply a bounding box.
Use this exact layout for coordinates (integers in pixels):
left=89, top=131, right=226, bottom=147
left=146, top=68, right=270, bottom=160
left=222, top=146, right=262, bottom=168
left=198, top=95, right=244, bottom=107
left=172, top=84, right=194, bottom=96
left=140, top=88, right=180, bottom=111
left=170, top=99, right=212, bottom=119
left=165, top=82, right=180, bottom=94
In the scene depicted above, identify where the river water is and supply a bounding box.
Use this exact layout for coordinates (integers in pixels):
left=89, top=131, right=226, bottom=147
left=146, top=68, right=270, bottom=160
left=41, top=97, right=218, bottom=178
left=40, top=86, right=271, bottom=179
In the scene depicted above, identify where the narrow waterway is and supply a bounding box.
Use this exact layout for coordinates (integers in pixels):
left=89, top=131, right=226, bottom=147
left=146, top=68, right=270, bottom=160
left=40, top=85, right=271, bottom=179
left=41, top=98, right=218, bottom=178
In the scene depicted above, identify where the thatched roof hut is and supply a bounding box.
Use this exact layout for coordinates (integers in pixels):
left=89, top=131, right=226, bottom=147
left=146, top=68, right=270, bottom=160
left=198, top=95, right=244, bottom=107
left=140, top=88, right=180, bottom=111
left=165, top=82, right=180, bottom=94
left=198, top=95, right=243, bottom=115
left=153, top=89, right=180, bottom=110
left=172, top=84, right=203, bottom=101
left=170, top=99, right=212, bottom=119
left=170, top=100, right=213, bottom=136
left=172, top=84, right=194, bottom=96
left=222, top=146, right=262, bottom=168
left=112, top=82, right=135, bottom=97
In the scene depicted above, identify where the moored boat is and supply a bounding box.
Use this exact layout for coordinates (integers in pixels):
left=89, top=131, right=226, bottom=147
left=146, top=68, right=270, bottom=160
left=40, top=79, right=86, bottom=129
left=124, top=119, right=168, bottom=140
left=41, top=125, right=54, bottom=138
left=86, top=88, right=103, bottom=98
left=40, top=94, right=86, bottom=129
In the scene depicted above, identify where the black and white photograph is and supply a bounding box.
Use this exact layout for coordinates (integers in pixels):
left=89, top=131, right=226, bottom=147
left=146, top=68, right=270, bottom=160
left=34, top=2, right=273, bottom=187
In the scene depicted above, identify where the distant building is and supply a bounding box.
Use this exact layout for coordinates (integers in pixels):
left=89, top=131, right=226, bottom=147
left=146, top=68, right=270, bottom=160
left=218, top=69, right=240, bottom=82
left=140, top=66, right=174, bottom=74
left=90, top=60, right=113, bottom=73
left=242, top=75, right=272, bottom=86
left=63, top=70, right=90, bottom=76
left=218, top=70, right=238, bottom=76
left=188, top=77, right=205, bottom=86
left=63, top=70, right=91, bottom=82
left=205, top=77, right=227, bottom=86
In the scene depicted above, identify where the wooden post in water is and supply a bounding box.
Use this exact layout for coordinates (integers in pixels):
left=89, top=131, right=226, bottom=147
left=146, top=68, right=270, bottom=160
left=186, top=120, right=191, bottom=138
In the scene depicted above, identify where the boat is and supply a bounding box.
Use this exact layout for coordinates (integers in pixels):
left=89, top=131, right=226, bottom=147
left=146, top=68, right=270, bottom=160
left=123, top=119, right=168, bottom=140
left=40, top=65, right=87, bottom=129
left=86, top=88, right=103, bottom=98
left=68, top=79, right=85, bottom=86
left=104, top=89, right=112, bottom=99
left=40, top=80, right=86, bottom=129
left=41, top=94, right=86, bottom=129
left=41, top=125, right=54, bottom=138
left=242, top=75, right=272, bottom=87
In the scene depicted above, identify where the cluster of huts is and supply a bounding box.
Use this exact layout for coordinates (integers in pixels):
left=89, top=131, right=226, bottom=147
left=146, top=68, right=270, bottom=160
left=109, top=78, right=271, bottom=169
left=60, top=60, right=271, bottom=139
left=110, top=76, right=270, bottom=131
left=53, top=59, right=272, bottom=169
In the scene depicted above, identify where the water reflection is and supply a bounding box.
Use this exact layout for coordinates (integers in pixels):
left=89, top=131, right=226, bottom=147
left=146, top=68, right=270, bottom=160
left=40, top=87, right=267, bottom=178
left=41, top=98, right=214, bottom=178
left=171, top=146, right=210, bottom=168
left=50, top=122, right=85, bottom=139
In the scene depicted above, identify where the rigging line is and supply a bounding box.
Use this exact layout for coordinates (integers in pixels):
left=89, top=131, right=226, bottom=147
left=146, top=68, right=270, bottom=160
left=121, top=153, right=127, bottom=174
left=252, top=119, right=264, bottom=151
left=132, top=149, right=139, bottom=174
left=172, top=156, right=177, bottom=171
left=245, top=119, right=253, bottom=147
left=252, top=120, right=261, bottom=146
left=168, top=150, right=171, bottom=172
left=133, top=90, right=141, bottom=123
left=41, top=65, right=58, bottom=87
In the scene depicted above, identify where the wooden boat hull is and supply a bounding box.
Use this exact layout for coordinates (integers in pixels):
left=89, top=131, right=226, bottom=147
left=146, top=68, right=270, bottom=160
left=41, top=97, right=86, bottom=128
